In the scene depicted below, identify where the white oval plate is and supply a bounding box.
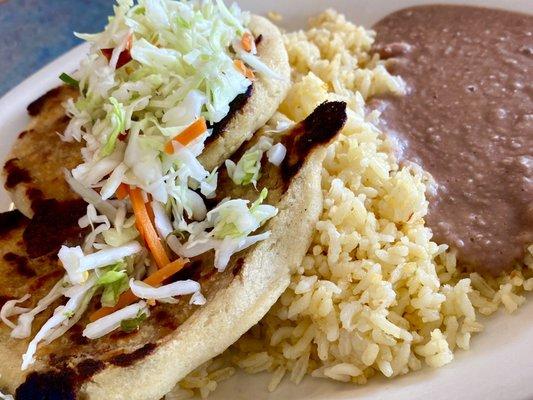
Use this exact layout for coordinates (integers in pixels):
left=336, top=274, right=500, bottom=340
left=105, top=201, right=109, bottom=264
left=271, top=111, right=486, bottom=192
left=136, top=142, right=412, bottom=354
left=0, top=1, right=531, bottom=399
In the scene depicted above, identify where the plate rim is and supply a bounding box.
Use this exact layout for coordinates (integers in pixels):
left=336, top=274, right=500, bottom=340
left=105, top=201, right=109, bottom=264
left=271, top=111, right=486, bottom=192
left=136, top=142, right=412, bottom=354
left=0, top=4, right=531, bottom=399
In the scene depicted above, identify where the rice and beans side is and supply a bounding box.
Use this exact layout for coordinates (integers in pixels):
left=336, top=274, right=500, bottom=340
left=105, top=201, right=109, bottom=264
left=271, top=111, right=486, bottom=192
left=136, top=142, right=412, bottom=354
left=167, top=9, right=533, bottom=399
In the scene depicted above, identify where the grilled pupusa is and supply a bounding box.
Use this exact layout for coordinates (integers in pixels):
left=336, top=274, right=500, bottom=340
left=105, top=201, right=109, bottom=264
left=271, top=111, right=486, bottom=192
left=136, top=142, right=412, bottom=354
left=0, top=101, right=347, bottom=400
left=198, top=14, right=291, bottom=171
left=2, top=14, right=290, bottom=218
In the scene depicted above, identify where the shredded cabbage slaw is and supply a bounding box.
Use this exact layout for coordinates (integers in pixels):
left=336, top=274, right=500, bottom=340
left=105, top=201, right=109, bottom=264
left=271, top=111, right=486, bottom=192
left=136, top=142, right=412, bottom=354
left=0, top=0, right=282, bottom=371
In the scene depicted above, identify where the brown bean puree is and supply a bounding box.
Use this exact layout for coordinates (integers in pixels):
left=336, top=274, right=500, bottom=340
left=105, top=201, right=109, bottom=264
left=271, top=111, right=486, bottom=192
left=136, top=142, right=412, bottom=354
left=372, top=5, right=533, bottom=275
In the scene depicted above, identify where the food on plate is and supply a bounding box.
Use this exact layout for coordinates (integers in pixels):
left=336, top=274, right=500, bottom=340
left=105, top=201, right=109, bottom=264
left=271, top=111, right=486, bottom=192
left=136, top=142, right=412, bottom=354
left=3, top=86, right=83, bottom=218
left=372, top=5, right=533, bottom=275
left=0, top=1, right=532, bottom=399
left=198, top=14, right=291, bottom=171
left=2, top=10, right=290, bottom=219
left=59, top=0, right=290, bottom=176
left=0, top=0, right=307, bottom=398
left=0, top=101, right=346, bottom=399
left=170, top=9, right=532, bottom=396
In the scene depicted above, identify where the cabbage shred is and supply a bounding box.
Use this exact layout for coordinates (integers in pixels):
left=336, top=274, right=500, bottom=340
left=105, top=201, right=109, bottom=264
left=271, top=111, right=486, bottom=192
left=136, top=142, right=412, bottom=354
left=0, top=0, right=281, bottom=371
left=66, top=0, right=253, bottom=207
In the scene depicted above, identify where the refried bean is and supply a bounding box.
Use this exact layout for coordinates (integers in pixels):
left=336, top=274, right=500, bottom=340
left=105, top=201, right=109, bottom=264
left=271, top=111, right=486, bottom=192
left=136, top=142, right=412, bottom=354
left=372, top=5, right=533, bottom=275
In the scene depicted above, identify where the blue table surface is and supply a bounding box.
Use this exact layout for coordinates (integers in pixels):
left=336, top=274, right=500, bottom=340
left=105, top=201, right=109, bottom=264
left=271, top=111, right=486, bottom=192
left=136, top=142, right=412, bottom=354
left=0, top=0, right=114, bottom=97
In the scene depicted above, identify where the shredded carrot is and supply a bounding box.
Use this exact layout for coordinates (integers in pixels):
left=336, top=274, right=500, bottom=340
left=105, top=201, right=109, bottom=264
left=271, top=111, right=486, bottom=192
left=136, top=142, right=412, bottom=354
left=90, top=291, right=137, bottom=322
left=115, top=183, right=129, bottom=200
left=125, top=32, right=133, bottom=50
left=129, top=187, right=170, bottom=269
left=244, top=67, right=255, bottom=80
left=233, top=59, right=255, bottom=80
left=145, top=194, right=155, bottom=225
left=234, top=60, right=246, bottom=75
left=241, top=32, right=254, bottom=52
left=144, top=258, right=189, bottom=286
left=164, top=117, right=207, bottom=154
left=89, top=258, right=189, bottom=321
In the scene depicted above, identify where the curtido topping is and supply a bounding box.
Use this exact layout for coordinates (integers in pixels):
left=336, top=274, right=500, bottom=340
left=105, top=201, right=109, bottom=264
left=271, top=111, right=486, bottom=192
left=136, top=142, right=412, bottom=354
left=226, top=136, right=273, bottom=186
left=58, top=241, right=143, bottom=284
left=170, top=188, right=277, bottom=270
left=0, top=0, right=280, bottom=370
left=129, top=278, right=201, bottom=301
left=83, top=301, right=150, bottom=339
left=21, top=277, right=97, bottom=370
left=266, top=143, right=287, bottom=166
left=0, top=295, right=31, bottom=330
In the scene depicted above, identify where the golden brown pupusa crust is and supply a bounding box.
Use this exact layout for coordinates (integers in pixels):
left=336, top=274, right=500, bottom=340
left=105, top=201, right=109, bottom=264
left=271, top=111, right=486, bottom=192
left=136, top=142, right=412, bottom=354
left=0, top=211, right=66, bottom=395
left=1, top=101, right=347, bottom=400
left=215, top=101, right=349, bottom=204
left=198, top=15, right=291, bottom=171
left=2, top=86, right=82, bottom=218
